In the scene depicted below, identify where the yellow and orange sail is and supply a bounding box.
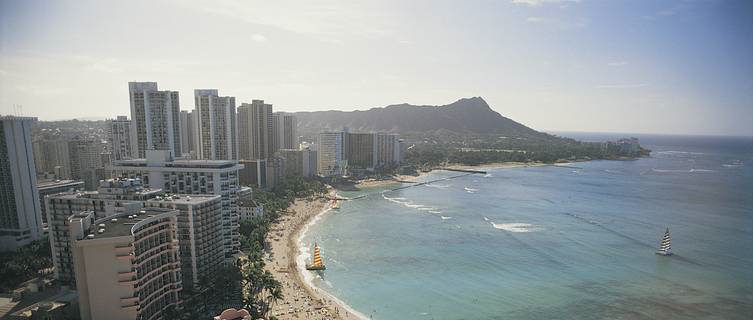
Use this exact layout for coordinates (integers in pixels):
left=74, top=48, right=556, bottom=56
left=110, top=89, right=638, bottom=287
left=313, top=244, right=323, bottom=267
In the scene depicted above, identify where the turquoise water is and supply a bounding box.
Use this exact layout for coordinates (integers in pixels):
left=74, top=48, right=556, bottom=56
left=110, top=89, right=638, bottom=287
left=301, top=135, right=753, bottom=319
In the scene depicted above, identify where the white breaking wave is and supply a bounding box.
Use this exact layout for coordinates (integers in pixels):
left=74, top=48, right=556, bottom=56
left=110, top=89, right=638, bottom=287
left=483, top=216, right=490, bottom=221
left=652, top=168, right=715, bottom=173
left=425, top=183, right=450, bottom=189
left=441, top=216, right=453, bottom=220
left=489, top=222, right=541, bottom=233
left=656, top=150, right=706, bottom=155
left=464, top=187, right=478, bottom=193
left=383, top=194, right=439, bottom=213
left=483, top=173, right=493, bottom=178
left=428, top=210, right=442, bottom=214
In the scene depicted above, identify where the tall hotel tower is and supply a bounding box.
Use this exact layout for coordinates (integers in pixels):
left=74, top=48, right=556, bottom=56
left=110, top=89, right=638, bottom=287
left=0, top=116, right=43, bottom=251
left=128, top=82, right=181, bottom=158
left=238, top=100, right=273, bottom=160
left=194, top=89, right=237, bottom=160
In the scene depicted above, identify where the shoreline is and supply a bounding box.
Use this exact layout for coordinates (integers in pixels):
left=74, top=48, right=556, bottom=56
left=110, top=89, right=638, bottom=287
left=263, top=191, right=365, bottom=320
left=265, top=159, right=603, bottom=319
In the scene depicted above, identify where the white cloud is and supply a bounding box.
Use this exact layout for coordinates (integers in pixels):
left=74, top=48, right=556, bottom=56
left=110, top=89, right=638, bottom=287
left=191, top=0, right=396, bottom=41
left=251, top=34, right=267, bottom=42
left=607, top=61, right=628, bottom=67
left=595, top=83, right=648, bottom=89
left=512, top=0, right=580, bottom=6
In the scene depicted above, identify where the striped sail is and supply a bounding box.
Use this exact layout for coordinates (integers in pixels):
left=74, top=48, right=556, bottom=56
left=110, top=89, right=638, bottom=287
left=657, top=227, right=672, bottom=255
left=313, top=244, right=323, bottom=267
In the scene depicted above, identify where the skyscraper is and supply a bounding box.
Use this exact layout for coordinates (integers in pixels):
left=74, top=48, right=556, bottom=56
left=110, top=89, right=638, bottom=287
left=68, top=138, right=106, bottom=190
left=317, top=132, right=347, bottom=177
left=128, top=82, right=181, bottom=158
left=32, top=138, right=72, bottom=179
left=271, top=112, right=298, bottom=153
left=345, top=132, right=377, bottom=171
left=376, top=133, right=402, bottom=167
left=194, top=89, right=237, bottom=160
left=238, top=100, right=273, bottom=160
left=0, top=116, right=43, bottom=251
left=107, top=116, right=132, bottom=160
left=179, top=110, right=190, bottom=156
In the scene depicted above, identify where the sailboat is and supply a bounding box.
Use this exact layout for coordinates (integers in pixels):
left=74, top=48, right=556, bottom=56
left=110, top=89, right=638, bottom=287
left=306, top=243, right=326, bottom=270
left=656, top=227, right=673, bottom=256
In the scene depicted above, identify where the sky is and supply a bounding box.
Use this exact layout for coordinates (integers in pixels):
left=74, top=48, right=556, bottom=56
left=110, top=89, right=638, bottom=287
left=1, top=0, right=751, bottom=136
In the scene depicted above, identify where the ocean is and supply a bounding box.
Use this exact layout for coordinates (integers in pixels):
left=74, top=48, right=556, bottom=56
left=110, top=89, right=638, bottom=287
left=299, top=134, right=753, bottom=319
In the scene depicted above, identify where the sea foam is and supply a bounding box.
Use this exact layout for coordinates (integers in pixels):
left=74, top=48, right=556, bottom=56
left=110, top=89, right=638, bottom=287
left=490, top=222, right=540, bottom=233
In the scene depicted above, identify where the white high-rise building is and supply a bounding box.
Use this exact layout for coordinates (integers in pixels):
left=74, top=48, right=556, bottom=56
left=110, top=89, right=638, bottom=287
left=112, top=150, right=244, bottom=258
left=0, top=116, right=43, bottom=251
left=376, top=133, right=402, bottom=167
left=238, top=100, right=273, bottom=160
left=194, top=89, right=237, bottom=160
left=107, top=116, right=132, bottom=160
left=128, top=82, right=181, bottom=158
left=317, top=132, right=347, bottom=177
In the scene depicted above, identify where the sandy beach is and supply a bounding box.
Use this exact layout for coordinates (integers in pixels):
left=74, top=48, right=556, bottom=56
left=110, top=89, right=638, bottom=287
left=263, top=193, right=364, bottom=320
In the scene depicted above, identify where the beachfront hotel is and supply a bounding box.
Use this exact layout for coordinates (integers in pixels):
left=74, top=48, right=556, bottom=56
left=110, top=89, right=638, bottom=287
left=144, top=194, right=224, bottom=290
left=0, top=116, right=43, bottom=252
left=112, top=150, right=244, bottom=258
left=71, top=208, right=182, bottom=320
left=317, top=132, right=348, bottom=177
left=46, top=178, right=162, bottom=285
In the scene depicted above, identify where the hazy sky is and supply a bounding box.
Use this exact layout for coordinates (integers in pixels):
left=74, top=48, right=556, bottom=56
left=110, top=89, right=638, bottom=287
left=1, top=0, right=751, bottom=136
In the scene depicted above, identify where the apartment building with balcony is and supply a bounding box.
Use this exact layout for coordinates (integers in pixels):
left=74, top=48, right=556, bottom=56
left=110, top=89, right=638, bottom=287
left=112, top=150, right=244, bottom=258
left=144, top=194, right=224, bottom=290
left=72, top=208, right=182, bottom=320
left=46, top=178, right=162, bottom=285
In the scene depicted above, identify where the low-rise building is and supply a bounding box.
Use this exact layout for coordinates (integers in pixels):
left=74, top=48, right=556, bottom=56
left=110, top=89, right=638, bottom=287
left=36, top=179, right=84, bottom=225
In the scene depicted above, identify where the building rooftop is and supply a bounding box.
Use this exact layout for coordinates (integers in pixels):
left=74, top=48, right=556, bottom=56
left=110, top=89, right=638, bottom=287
left=146, top=194, right=221, bottom=205
left=80, top=208, right=176, bottom=239
left=37, top=179, right=84, bottom=189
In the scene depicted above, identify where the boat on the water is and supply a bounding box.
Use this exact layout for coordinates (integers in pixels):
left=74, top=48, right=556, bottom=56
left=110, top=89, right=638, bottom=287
left=656, top=227, right=673, bottom=256
left=332, top=199, right=341, bottom=209
left=306, top=243, right=326, bottom=270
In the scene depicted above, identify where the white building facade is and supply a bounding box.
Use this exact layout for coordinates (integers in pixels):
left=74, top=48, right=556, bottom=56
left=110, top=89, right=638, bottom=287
left=128, top=82, right=181, bottom=158
left=194, top=89, right=237, bottom=160
left=112, top=150, right=243, bottom=258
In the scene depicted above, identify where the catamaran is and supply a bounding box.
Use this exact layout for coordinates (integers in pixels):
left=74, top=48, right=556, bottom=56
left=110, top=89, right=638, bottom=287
left=306, top=243, right=326, bottom=270
left=656, top=227, right=673, bottom=256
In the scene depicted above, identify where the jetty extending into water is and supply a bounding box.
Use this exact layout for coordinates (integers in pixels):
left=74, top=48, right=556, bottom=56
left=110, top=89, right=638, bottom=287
left=440, top=168, right=488, bottom=174
left=329, top=171, right=483, bottom=202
